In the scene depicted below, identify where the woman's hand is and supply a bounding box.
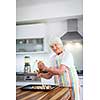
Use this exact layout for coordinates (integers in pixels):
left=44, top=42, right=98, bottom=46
left=37, top=73, right=42, bottom=78
left=37, top=72, right=53, bottom=79
left=37, top=61, right=46, bottom=71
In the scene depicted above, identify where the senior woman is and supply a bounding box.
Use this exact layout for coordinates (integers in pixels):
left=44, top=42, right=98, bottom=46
left=37, top=37, right=80, bottom=100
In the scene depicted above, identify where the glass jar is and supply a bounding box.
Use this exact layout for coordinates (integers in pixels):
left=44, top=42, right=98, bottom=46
left=24, top=56, right=31, bottom=73
left=24, top=63, right=31, bottom=73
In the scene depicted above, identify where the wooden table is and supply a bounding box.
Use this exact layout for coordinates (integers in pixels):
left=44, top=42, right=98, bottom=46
left=16, top=86, right=72, bottom=100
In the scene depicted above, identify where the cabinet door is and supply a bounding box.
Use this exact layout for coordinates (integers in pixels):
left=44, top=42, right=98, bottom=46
left=80, top=85, right=83, bottom=100
left=16, top=38, right=45, bottom=53
left=16, top=24, right=46, bottom=39
left=79, top=77, right=83, bottom=100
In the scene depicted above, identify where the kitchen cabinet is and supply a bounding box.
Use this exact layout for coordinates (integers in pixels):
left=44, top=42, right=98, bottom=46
left=16, top=23, right=49, bottom=54
left=16, top=72, right=55, bottom=86
left=16, top=73, right=41, bottom=82
left=80, top=85, right=83, bottom=100
left=79, top=76, right=83, bottom=100
left=16, top=38, right=47, bottom=54
left=16, top=73, right=41, bottom=86
left=16, top=24, right=46, bottom=39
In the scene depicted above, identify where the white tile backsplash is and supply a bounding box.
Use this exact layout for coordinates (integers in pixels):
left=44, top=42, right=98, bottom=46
left=16, top=53, right=50, bottom=72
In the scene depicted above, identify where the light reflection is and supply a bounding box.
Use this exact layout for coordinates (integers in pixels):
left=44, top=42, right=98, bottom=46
left=64, top=42, right=82, bottom=50
left=64, top=43, right=73, bottom=50
left=75, top=43, right=82, bottom=48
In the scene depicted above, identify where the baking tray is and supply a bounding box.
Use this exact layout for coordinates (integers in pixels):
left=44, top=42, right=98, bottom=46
left=21, top=84, right=56, bottom=91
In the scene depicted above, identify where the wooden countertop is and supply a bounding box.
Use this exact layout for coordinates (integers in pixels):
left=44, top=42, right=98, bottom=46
left=16, top=86, right=72, bottom=100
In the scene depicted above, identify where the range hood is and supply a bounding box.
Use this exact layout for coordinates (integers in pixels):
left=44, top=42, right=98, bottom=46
left=61, top=19, right=83, bottom=40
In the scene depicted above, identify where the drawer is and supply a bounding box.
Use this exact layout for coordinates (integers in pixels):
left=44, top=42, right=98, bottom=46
left=24, top=75, right=41, bottom=82
left=16, top=75, right=41, bottom=82
left=79, top=79, right=83, bottom=85
left=79, top=76, right=83, bottom=86
left=16, top=76, right=24, bottom=81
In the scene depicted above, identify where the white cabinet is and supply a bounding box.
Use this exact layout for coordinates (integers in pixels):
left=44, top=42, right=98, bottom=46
left=16, top=24, right=46, bottom=39
left=16, top=23, right=49, bottom=54
left=79, top=76, right=83, bottom=100
left=16, top=38, right=47, bottom=54
left=80, top=84, right=83, bottom=100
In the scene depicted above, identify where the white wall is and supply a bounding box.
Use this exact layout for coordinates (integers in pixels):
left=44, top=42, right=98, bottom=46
left=16, top=53, right=50, bottom=72
left=16, top=0, right=83, bottom=21
left=64, top=41, right=83, bottom=70
left=45, top=21, right=67, bottom=38
left=69, top=44, right=83, bottom=70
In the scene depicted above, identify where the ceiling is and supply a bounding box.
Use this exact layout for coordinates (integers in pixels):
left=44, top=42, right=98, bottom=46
left=16, top=0, right=68, bottom=7
left=16, top=0, right=83, bottom=25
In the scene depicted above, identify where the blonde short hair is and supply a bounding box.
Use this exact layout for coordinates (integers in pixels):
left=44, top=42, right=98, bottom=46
left=48, top=37, right=63, bottom=47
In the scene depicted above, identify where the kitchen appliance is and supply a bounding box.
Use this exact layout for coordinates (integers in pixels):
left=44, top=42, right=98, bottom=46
left=61, top=19, right=83, bottom=41
left=24, top=56, right=31, bottom=73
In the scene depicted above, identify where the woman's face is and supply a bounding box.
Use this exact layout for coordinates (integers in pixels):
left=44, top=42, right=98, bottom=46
left=50, top=43, right=63, bottom=55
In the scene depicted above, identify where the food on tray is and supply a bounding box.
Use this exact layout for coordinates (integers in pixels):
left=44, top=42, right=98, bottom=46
left=22, top=84, right=56, bottom=91
left=45, top=85, right=51, bottom=89
left=31, top=85, right=52, bottom=90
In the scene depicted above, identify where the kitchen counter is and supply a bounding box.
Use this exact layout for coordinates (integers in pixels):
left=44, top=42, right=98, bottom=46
left=16, top=86, right=72, bottom=100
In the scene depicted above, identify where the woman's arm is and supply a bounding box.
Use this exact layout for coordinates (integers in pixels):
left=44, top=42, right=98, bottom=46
left=45, top=64, right=68, bottom=75
left=37, top=72, right=53, bottom=79
left=37, top=61, right=69, bottom=76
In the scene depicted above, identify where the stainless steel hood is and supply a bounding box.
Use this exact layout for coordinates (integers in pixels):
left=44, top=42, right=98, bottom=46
left=61, top=19, right=83, bottom=41
left=61, top=31, right=83, bottom=40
